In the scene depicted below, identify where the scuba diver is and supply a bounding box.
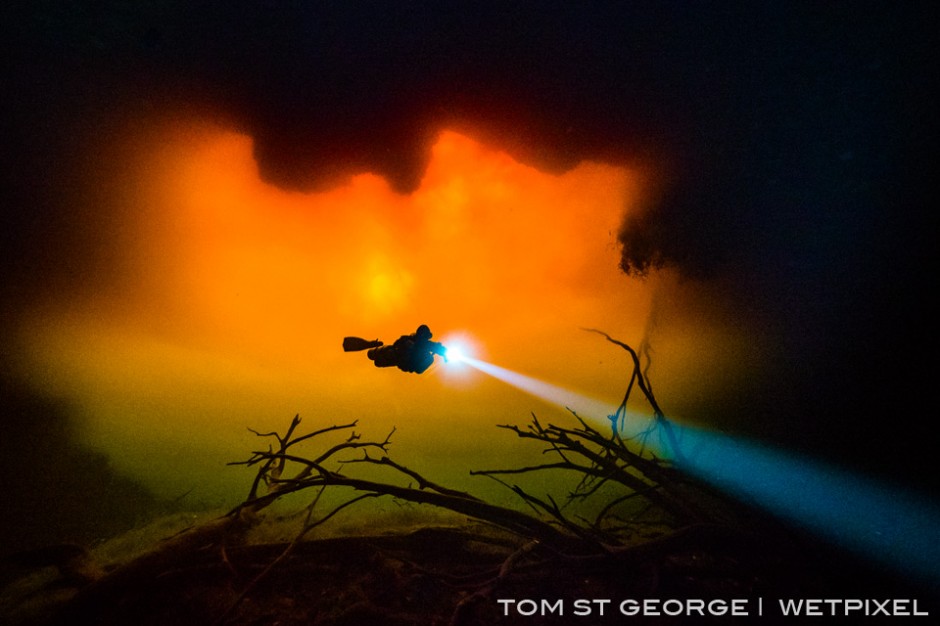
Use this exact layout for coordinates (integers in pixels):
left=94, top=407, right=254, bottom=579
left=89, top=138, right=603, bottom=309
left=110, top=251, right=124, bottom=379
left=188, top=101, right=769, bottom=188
left=343, top=324, right=447, bottom=374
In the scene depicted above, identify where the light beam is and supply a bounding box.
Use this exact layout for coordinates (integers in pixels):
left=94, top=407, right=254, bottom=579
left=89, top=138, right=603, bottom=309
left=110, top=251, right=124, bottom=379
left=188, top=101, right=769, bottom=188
left=462, top=356, right=625, bottom=424
left=656, top=420, right=940, bottom=589
left=462, top=354, right=940, bottom=590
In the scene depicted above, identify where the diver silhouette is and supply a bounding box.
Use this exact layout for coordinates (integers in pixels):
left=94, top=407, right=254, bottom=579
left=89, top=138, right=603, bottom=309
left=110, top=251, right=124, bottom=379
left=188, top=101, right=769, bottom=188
left=343, top=325, right=447, bottom=374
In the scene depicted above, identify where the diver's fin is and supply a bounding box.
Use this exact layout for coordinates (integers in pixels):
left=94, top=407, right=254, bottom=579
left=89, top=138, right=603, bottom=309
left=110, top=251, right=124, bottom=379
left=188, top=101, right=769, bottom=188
left=343, top=336, right=382, bottom=352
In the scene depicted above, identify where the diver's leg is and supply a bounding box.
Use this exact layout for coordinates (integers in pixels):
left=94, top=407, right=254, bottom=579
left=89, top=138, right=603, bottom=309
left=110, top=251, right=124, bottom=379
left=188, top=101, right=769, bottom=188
left=368, top=347, right=398, bottom=367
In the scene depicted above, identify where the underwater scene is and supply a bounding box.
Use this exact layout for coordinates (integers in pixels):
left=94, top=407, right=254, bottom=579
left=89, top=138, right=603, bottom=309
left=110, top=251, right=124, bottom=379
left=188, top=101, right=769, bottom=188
left=2, top=3, right=937, bottom=624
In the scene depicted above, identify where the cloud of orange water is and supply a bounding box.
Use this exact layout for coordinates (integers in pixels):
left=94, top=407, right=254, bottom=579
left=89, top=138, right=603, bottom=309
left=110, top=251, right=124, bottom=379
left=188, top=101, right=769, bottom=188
left=15, top=117, right=729, bottom=502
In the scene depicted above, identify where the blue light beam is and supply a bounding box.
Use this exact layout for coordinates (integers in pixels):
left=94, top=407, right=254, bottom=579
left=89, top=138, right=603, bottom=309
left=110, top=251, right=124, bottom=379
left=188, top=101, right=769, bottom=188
left=657, top=420, right=940, bottom=589
left=461, top=354, right=940, bottom=589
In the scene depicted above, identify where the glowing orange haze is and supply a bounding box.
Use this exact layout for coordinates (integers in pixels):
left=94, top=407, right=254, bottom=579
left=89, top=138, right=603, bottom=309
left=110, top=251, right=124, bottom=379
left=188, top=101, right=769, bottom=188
left=16, top=118, right=753, bottom=503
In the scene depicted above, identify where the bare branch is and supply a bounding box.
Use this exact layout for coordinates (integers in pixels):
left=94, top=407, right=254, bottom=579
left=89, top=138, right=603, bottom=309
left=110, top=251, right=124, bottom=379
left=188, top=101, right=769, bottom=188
left=581, top=327, right=665, bottom=419
left=344, top=454, right=481, bottom=500
left=285, top=419, right=359, bottom=449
